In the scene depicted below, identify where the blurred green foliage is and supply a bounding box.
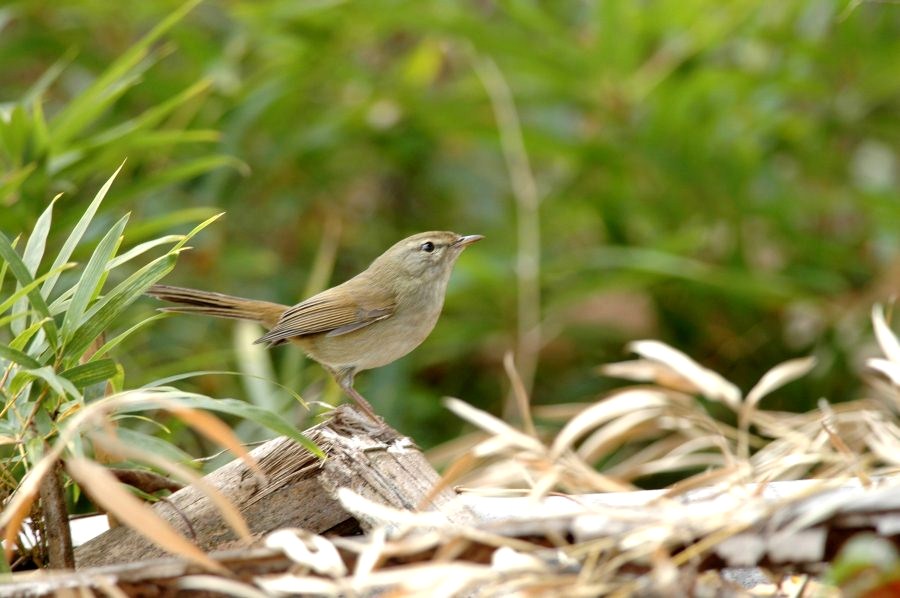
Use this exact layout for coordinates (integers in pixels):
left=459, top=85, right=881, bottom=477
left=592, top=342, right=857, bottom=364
left=1, top=0, right=898, bottom=447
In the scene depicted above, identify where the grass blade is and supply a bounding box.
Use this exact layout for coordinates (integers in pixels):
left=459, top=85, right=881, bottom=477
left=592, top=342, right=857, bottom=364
left=88, top=313, right=168, bottom=362
left=11, top=196, right=57, bottom=336
left=68, top=252, right=177, bottom=358
left=49, top=0, right=202, bottom=146
left=0, top=344, right=41, bottom=369
left=66, top=457, right=227, bottom=574
left=23, top=366, right=80, bottom=400
left=105, top=235, right=183, bottom=271
left=60, top=359, right=117, bottom=389
left=41, top=162, right=124, bottom=298
left=0, top=231, right=58, bottom=348
left=127, top=390, right=321, bottom=457
left=61, top=214, right=129, bottom=341
left=0, top=262, right=74, bottom=317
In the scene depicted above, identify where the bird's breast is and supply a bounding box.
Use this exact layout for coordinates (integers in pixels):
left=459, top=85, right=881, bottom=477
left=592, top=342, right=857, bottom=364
left=303, top=291, right=445, bottom=372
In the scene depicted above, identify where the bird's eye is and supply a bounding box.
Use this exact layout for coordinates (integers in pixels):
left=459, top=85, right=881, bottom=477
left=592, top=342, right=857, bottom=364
left=420, top=241, right=435, bottom=253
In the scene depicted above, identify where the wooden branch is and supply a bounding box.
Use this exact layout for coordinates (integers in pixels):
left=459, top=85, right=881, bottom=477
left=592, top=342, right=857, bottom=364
left=75, top=405, right=469, bottom=568
left=39, top=459, right=74, bottom=569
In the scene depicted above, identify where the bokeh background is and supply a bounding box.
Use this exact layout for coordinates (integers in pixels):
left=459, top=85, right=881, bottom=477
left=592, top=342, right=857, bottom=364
left=1, top=0, right=898, bottom=449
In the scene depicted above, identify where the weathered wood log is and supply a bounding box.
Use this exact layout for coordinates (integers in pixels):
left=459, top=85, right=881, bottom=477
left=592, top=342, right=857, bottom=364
left=75, top=405, right=469, bottom=568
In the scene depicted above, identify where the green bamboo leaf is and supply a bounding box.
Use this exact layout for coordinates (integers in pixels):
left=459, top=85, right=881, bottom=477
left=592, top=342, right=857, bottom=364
left=130, top=391, right=322, bottom=457
left=31, top=98, right=49, bottom=157
left=12, top=195, right=57, bottom=336
left=173, top=212, right=225, bottom=251
left=0, top=344, right=42, bottom=369
left=68, top=253, right=177, bottom=358
left=124, top=156, right=248, bottom=198
left=81, top=79, right=213, bottom=150
left=0, top=262, right=74, bottom=317
left=59, top=359, right=117, bottom=389
left=144, top=370, right=307, bottom=409
left=0, top=311, right=29, bottom=330
left=124, top=207, right=220, bottom=243
left=121, top=129, right=221, bottom=149
left=49, top=0, right=201, bottom=146
left=61, top=214, right=130, bottom=340
left=9, top=317, right=51, bottom=352
left=0, top=163, right=37, bottom=204
left=0, top=231, right=58, bottom=348
left=114, top=427, right=194, bottom=465
left=21, top=194, right=57, bottom=276
left=105, top=235, right=183, bottom=271
left=23, top=365, right=80, bottom=400
left=21, top=47, right=76, bottom=105
left=49, top=59, right=151, bottom=151
left=41, top=162, right=124, bottom=298
left=0, top=234, right=13, bottom=292
left=88, top=313, right=168, bottom=362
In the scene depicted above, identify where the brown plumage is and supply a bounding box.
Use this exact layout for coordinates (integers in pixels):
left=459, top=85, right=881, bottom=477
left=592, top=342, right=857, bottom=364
left=146, top=231, right=483, bottom=420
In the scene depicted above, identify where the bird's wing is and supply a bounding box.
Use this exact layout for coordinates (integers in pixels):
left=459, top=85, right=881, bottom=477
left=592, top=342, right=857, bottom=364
left=254, top=284, right=396, bottom=346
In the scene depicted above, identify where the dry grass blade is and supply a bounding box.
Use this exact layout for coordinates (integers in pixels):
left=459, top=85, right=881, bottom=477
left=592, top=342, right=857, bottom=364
left=599, top=360, right=703, bottom=395
left=253, top=573, right=342, bottom=595
left=444, top=397, right=544, bottom=454
left=166, top=404, right=262, bottom=479
left=0, top=442, right=66, bottom=560
left=739, top=356, right=817, bottom=459
left=89, top=431, right=253, bottom=542
left=576, top=408, right=668, bottom=463
left=745, top=357, right=817, bottom=409
left=266, top=529, right=347, bottom=577
left=867, top=357, right=900, bottom=387
left=177, top=576, right=270, bottom=598
left=626, top=340, right=742, bottom=409
left=337, top=487, right=450, bottom=529
left=66, top=457, right=228, bottom=574
left=865, top=428, right=900, bottom=470
left=550, top=389, right=670, bottom=459
left=503, top=351, right=537, bottom=437
left=872, top=304, right=900, bottom=365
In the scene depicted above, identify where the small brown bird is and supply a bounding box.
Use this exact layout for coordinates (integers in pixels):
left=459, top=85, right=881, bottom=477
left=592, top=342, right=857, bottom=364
left=147, top=231, right=483, bottom=420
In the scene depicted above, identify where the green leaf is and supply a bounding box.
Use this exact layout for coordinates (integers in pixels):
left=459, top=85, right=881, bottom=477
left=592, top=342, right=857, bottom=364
left=114, top=427, right=194, bottom=465
left=0, top=163, right=36, bottom=204
left=21, top=194, right=57, bottom=276
left=61, top=214, right=129, bottom=341
left=49, top=0, right=202, bottom=146
left=41, top=162, right=125, bottom=298
left=12, top=195, right=57, bottom=336
left=126, top=380, right=318, bottom=456
left=105, top=235, right=182, bottom=271
left=9, top=317, right=51, bottom=352
left=124, top=156, right=248, bottom=198
left=0, top=262, right=74, bottom=318
left=59, top=359, right=117, bottom=389
left=23, top=365, right=81, bottom=400
left=80, top=79, right=213, bottom=150
left=0, top=344, right=42, bottom=369
left=172, top=212, right=225, bottom=251
left=150, top=392, right=323, bottom=457
left=124, top=207, right=221, bottom=243
left=68, top=252, right=177, bottom=358
left=0, top=231, right=58, bottom=348
left=21, top=47, right=76, bottom=105
left=88, top=313, right=168, bottom=362
left=144, top=370, right=307, bottom=409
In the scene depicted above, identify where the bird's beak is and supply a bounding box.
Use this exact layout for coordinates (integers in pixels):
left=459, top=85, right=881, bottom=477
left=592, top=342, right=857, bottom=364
left=454, top=234, right=485, bottom=248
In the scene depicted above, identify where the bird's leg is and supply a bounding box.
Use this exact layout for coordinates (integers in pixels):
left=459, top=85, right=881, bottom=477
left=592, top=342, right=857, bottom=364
left=331, top=367, right=381, bottom=423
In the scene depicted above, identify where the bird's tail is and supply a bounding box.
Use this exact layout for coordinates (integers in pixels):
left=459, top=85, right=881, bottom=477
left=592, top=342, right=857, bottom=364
left=146, top=284, right=287, bottom=328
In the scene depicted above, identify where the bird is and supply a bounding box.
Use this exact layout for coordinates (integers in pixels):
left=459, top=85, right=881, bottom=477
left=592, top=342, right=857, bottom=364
left=146, top=231, right=483, bottom=420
